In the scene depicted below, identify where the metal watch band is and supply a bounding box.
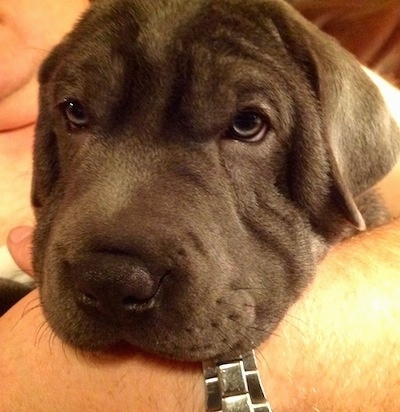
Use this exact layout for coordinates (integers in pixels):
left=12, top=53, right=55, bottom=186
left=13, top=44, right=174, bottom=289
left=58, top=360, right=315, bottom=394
left=202, top=350, right=273, bottom=412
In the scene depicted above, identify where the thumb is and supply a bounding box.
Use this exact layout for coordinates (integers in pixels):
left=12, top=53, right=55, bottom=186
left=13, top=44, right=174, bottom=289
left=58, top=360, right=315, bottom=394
left=7, top=226, right=34, bottom=277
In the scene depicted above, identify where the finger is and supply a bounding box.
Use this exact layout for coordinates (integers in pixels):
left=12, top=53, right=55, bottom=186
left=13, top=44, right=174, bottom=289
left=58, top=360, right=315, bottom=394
left=6, top=226, right=34, bottom=277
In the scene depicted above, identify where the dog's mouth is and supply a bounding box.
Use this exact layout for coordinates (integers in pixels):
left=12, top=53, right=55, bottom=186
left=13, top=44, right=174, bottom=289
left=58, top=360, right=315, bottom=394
left=42, top=299, right=263, bottom=362
left=39, top=254, right=282, bottom=361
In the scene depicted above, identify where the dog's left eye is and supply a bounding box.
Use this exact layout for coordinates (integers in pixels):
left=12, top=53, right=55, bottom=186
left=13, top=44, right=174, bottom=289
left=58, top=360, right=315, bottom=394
left=228, top=111, right=270, bottom=142
left=61, top=98, right=89, bottom=130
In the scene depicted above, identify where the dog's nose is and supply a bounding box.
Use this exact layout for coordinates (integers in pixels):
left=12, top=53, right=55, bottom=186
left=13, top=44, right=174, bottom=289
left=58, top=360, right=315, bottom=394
left=71, top=252, right=161, bottom=316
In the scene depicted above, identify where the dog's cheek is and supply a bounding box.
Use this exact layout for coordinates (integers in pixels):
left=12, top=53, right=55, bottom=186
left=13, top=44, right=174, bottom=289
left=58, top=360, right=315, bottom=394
left=166, top=228, right=316, bottom=359
left=32, top=189, right=66, bottom=285
left=159, top=287, right=259, bottom=360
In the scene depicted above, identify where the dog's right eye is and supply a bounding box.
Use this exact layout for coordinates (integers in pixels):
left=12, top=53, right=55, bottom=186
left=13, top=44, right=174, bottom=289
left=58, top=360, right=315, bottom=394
left=61, top=98, right=89, bottom=130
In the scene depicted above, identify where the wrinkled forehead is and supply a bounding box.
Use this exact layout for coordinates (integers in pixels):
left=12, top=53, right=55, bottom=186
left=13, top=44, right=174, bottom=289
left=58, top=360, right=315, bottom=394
left=44, top=0, right=299, bottom=132
left=51, top=0, right=290, bottom=81
left=135, top=0, right=287, bottom=65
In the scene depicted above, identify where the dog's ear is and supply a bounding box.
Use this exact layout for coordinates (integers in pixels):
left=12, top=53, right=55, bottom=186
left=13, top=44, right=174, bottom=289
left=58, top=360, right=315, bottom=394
left=271, top=2, right=400, bottom=239
left=31, top=43, right=67, bottom=214
left=32, top=0, right=93, bottom=214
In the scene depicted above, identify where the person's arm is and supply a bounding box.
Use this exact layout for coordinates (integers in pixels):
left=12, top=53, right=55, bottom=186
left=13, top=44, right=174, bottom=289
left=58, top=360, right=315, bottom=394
left=263, top=219, right=400, bottom=411
left=2, top=220, right=400, bottom=411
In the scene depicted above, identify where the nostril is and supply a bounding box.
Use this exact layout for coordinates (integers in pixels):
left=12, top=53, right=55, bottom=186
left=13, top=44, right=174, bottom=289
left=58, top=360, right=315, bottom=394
left=76, top=289, right=108, bottom=314
left=122, top=296, right=137, bottom=309
left=122, top=295, right=152, bottom=310
left=81, top=292, right=99, bottom=307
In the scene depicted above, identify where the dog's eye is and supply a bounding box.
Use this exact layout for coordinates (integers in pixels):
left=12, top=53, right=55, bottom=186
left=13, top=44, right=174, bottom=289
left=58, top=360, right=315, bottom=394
left=62, top=98, right=89, bottom=129
left=228, top=111, right=269, bottom=142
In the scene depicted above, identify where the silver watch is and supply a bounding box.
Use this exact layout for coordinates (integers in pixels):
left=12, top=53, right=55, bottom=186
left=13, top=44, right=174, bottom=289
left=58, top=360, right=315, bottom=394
left=202, top=350, right=273, bottom=412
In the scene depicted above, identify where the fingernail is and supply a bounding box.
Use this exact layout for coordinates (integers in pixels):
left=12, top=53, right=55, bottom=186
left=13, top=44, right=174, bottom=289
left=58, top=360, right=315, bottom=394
left=8, top=226, right=33, bottom=244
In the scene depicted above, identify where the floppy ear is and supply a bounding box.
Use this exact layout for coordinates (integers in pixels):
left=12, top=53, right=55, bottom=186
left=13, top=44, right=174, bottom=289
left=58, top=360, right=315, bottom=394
left=31, top=43, right=66, bottom=215
left=31, top=0, right=99, bottom=215
left=271, top=1, right=400, bottom=239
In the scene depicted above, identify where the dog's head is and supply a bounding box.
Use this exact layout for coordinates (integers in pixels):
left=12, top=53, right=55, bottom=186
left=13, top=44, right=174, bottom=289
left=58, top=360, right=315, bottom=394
left=32, top=0, right=399, bottom=360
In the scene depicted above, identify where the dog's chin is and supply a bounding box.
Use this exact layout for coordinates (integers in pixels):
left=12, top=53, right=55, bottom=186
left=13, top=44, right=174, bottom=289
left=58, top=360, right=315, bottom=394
left=40, top=292, right=279, bottom=362
left=43, top=319, right=267, bottom=362
left=74, top=339, right=256, bottom=362
left=51, top=331, right=266, bottom=362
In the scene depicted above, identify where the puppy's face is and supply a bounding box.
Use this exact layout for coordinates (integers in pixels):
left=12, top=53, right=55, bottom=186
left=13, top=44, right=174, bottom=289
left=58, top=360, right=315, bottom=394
left=32, top=0, right=399, bottom=360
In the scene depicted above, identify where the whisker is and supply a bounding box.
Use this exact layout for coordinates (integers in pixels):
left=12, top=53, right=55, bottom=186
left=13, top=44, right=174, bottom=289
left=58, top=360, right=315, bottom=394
left=34, top=320, right=51, bottom=348
left=285, top=312, right=309, bottom=325
left=10, top=295, right=41, bottom=332
left=21, top=296, right=41, bottom=316
left=253, top=346, right=272, bottom=377
left=242, top=322, right=282, bottom=340
left=21, top=46, right=53, bottom=55
left=60, top=340, right=70, bottom=360
left=280, top=317, right=307, bottom=338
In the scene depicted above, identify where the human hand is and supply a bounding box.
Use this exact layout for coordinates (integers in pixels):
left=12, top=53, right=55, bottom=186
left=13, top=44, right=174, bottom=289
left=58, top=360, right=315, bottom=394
left=7, top=225, right=34, bottom=277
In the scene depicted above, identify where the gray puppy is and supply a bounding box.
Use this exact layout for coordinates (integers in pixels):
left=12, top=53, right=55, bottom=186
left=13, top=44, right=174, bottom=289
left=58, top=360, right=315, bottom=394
left=2, top=0, right=400, bottom=361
